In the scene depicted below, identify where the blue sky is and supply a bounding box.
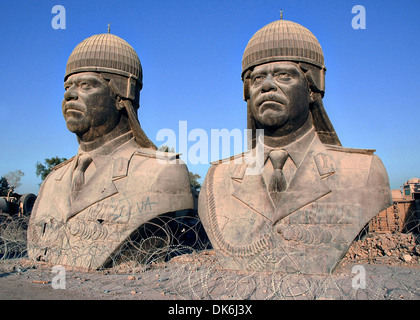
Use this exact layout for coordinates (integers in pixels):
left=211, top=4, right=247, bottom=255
left=0, top=0, right=419, bottom=194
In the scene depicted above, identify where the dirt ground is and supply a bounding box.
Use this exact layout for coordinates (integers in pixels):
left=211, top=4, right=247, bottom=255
left=1, top=216, right=419, bottom=301
left=0, top=250, right=419, bottom=301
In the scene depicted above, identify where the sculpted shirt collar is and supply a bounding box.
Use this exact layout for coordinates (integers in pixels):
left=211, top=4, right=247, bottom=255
left=258, top=127, right=316, bottom=168
left=77, top=131, right=134, bottom=164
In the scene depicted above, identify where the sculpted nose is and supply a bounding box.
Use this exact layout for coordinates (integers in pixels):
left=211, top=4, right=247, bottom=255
left=261, top=75, right=277, bottom=93
left=64, top=86, right=78, bottom=101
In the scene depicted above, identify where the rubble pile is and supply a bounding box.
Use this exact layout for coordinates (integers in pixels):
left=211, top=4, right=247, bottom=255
left=345, top=232, right=420, bottom=265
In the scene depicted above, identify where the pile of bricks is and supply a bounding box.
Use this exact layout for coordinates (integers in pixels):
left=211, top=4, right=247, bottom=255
left=345, top=232, right=420, bottom=265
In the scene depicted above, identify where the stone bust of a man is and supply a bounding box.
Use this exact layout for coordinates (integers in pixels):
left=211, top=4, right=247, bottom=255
left=198, top=19, right=392, bottom=274
left=28, top=33, right=194, bottom=269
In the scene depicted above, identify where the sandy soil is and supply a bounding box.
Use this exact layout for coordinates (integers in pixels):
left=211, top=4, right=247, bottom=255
left=1, top=251, right=419, bottom=301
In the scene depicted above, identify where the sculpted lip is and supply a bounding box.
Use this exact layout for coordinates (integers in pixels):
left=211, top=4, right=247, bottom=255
left=256, top=93, right=287, bottom=110
left=64, top=102, right=85, bottom=114
left=258, top=95, right=287, bottom=113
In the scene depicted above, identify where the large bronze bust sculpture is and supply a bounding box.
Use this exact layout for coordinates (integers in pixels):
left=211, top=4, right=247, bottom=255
left=198, top=19, right=392, bottom=274
left=27, top=33, right=194, bottom=269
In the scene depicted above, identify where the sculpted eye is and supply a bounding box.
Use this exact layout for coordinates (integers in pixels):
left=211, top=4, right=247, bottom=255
left=80, top=82, right=91, bottom=89
left=275, top=73, right=292, bottom=81
left=252, top=75, right=266, bottom=86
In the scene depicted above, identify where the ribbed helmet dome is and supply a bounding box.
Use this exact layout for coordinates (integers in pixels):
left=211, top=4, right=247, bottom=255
left=65, top=33, right=142, bottom=84
left=242, top=20, right=324, bottom=79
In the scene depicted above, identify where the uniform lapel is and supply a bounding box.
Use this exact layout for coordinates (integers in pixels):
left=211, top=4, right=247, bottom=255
left=231, top=133, right=333, bottom=225
left=67, top=159, right=118, bottom=221
left=65, top=140, right=135, bottom=221
left=50, top=158, right=74, bottom=220
left=231, top=169, right=275, bottom=222
left=272, top=136, right=332, bottom=224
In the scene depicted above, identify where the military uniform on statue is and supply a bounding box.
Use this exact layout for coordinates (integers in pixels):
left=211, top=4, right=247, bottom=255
left=28, top=32, right=193, bottom=269
left=198, top=18, right=392, bottom=274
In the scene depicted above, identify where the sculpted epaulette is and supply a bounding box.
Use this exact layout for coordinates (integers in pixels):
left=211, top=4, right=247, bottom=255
left=324, top=144, right=376, bottom=155
left=134, top=148, right=181, bottom=161
left=210, top=150, right=251, bottom=166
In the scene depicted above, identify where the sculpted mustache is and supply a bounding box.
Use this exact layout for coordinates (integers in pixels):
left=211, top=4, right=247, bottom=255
left=64, top=102, right=85, bottom=113
left=255, top=93, right=287, bottom=107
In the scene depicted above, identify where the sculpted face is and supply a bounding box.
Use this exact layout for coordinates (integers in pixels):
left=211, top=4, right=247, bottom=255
left=62, top=72, right=121, bottom=141
left=249, top=62, right=311, bottom=135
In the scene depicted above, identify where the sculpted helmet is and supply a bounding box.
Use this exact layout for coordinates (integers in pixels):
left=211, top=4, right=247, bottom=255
left=65, top=32, right=155, bottom=149
left=242, top=19, right=341, bottom=147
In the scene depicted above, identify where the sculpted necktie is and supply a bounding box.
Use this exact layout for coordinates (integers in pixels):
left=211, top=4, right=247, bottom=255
left=71, top=153, right=92, bottom=198
left=268, top=149, right=288, bottom=200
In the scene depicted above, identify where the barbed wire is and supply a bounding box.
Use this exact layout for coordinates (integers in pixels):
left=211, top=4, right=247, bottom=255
left=0, top=211, right=419, bottom=300
left=0, top=213, right=28, bottom=260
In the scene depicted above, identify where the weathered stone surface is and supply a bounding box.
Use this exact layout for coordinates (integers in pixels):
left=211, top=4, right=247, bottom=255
left=27, top=33, right=193, bottom=269
left=198, top=19, right=392, bottom=274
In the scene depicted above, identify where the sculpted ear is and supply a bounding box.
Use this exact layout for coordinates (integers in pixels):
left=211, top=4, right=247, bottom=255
left=116, top=96, right=125, bottom=111
left=101, top=72, right=141, bottom=107
left=243, top=70, right=251, bottom=101
left=299, top=62, right=325, bottom=97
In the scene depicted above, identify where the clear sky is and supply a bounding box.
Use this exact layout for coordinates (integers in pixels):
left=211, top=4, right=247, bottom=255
left=0, top=0, right=419, bottom=194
